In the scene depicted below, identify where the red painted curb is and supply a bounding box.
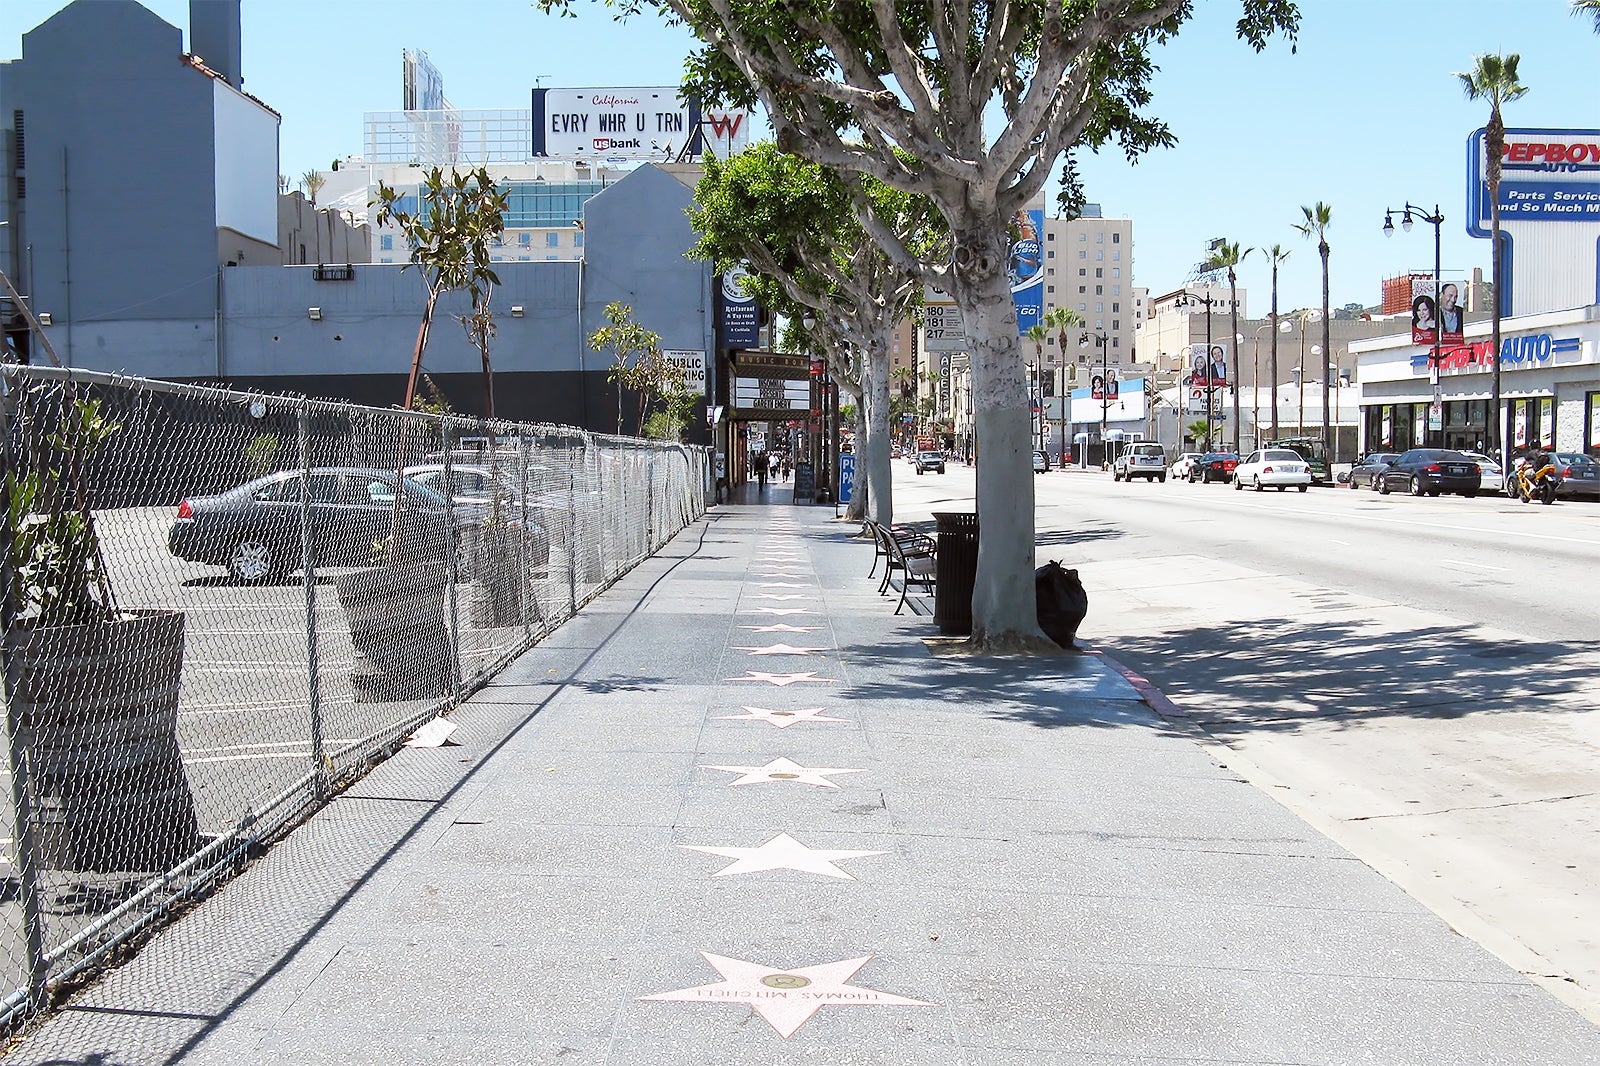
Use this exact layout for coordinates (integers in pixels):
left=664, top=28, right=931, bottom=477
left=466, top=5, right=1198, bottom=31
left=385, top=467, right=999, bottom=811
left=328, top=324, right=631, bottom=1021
left=1090, top=648, right=1191, bottom=720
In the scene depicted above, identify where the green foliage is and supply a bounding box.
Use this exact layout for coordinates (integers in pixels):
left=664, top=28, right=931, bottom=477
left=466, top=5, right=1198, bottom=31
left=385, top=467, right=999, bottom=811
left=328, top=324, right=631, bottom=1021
left=4, top=391, right=121, bottom=628
left=589, top=302, right=685, bottom=437
left=1186, top=420, right=1214, bottom=450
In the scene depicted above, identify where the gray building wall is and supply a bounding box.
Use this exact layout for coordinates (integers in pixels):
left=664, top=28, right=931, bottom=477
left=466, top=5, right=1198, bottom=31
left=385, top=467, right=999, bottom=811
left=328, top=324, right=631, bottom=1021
left=3, top=0, right=225, bottom=373
left=214, top=165, right=715, bottom=434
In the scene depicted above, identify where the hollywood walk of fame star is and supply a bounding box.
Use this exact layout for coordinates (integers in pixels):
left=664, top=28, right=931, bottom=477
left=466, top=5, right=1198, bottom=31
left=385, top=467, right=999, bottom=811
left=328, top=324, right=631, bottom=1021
left=724, top=670, right=834, bottom=686
left=754, top=594, right=810, bottom=601
left=715, top=705, right=847, bottom=728
left=702, top=756, right=862, bottom=787
left=639, top=952, right=931, bottom=1039
left=680, top=832, right=887, bottom=879
left=734, top=642, right=821, bottom=656
left=739, top=623, right=823, bottom=633
left=746, top=607, right=814, bottom=616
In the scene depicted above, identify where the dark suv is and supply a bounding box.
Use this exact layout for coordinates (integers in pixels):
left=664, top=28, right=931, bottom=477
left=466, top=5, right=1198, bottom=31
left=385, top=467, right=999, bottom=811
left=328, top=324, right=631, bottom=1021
left=914, top=451, right=946, bottom=474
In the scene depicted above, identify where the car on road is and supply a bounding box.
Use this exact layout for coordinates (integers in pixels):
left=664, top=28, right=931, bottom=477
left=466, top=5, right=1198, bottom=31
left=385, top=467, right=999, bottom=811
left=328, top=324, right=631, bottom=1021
left=1031, top=450, right=1051, bottom=473
left=1112, top=442, right=1167, bottom=482
left=914, top=450, right=946, bottom=474
left=1169, top=452, right=1204, bottom=480
left=1553, top=452, right=1600, bottom=500
left=1232, top=448, right=1312, bottom=492
left=1375, top=449, right=1480, bottom=498
left=1456, top=451, right=1504, bottom=495
left=1188, top=452, right=1239, bottom=484
left=1347, top=453, right=1400, bottom=491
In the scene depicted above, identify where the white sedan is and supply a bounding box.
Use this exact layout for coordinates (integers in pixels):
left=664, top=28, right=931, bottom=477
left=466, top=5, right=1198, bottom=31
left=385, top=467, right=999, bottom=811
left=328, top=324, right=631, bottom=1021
left=1169, top=452, right=1204, bottom=480
left=1232, top=448, right=1312, bottom=492
left=1459, top=451, right=1504, bottom=494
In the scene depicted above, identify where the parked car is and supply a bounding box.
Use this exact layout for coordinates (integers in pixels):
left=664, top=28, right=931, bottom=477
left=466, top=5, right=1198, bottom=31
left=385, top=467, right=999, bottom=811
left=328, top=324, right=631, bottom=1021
left=170, top=468, right=456, bottom=582
left=1553, top=452, right=1600, bottom=500
left=1031, top=450, right=1051, bottom=473
left=1375, top=449, right=1480, bottom=498
left=1348, top=453, right=1400, bottom=491
left=1112, top=442, right=1167, bottom=482
left=1232, top=448, right=1311, bottom=492
left=914, top=450, right=946, bottom=474
left=1457, top=451, right=1504, bottom=495
left=1188, top=452, right=1239, bottom=484
left=1169, top=452, right=1204, bottom=480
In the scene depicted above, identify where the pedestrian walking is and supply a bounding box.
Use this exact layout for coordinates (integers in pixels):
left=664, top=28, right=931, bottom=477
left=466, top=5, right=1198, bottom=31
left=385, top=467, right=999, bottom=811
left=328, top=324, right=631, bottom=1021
left=781, top=455, right=791, bottom=481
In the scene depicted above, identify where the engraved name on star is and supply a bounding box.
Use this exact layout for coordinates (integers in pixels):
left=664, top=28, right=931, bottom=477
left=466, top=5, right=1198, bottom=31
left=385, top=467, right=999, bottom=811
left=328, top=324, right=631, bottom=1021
left=702, top=756, right=862, bottom=787
left=758, top=582, right=810, bottom=589
left=680, top=832, right=887, bottom=879
left=715, top=705, right=847, bottom=728
left=739, top=623, right=823, bottom=633
left=746, top=607, right=814, bottom=616
left=723, top=670, right=835, bottom=686
left=733, top=642, right=821, bottom=656
left=639, top=952, right=932, bottom=1039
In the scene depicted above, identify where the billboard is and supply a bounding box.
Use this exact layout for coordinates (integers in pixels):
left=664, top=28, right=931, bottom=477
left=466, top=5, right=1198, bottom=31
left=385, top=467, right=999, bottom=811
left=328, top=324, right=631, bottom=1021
left=720, top=268, right=761, bottom=349
left=531, top=87, right=753, bottom=161
left=1408, top=277, right=1464, bottom=347
left=1007, top=208, right=1044, bottom=334
left=1184, top=342, right=1229, bottom=388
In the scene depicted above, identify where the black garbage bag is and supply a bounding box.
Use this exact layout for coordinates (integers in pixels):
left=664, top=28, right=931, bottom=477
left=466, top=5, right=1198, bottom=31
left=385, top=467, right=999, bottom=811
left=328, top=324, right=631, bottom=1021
left=1036, top=560, right=1088, bottom=650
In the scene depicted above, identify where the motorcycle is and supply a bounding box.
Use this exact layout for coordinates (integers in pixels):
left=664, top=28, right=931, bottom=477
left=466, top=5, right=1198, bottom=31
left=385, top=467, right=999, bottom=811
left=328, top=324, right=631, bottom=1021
left=1513, top=459, right=1562, bottom=505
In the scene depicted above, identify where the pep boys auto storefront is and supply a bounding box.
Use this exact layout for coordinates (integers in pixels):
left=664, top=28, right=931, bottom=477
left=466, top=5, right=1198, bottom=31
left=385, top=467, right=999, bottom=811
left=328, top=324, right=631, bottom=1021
left=1351, top=308, right=1600, bottom=457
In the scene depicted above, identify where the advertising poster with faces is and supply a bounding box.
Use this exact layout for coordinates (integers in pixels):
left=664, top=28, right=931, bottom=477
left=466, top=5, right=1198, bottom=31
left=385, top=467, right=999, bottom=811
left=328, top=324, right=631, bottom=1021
left=1410, top=277, right=1465, bottom=347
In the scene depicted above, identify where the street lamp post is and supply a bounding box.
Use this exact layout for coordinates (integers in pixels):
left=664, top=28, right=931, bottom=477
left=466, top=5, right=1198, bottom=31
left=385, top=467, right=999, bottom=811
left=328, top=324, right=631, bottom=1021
left=1082, top=329, right=1111, bottom=467
left=1289, top=309, right=1323, bottom=436
left=1383, top=203, right=1445, bottom=448
left=1251, top=320, right=1292, bottom=451
left=1174, top=290, right=1217, bottom=450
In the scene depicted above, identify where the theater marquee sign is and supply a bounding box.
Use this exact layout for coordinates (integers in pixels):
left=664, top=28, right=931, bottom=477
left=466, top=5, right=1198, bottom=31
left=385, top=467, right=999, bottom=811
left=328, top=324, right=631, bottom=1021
left=730, top=351, right=810, bottom=421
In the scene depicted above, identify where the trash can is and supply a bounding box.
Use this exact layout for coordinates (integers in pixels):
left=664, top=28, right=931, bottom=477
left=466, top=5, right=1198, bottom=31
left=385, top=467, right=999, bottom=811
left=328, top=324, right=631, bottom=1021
left=931, top=511, right=979, bottom=635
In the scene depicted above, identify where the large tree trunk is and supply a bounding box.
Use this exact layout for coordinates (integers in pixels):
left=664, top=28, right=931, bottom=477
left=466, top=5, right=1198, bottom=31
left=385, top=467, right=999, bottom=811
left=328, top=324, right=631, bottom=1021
left=861, top=334, right=894, bottom=526
left=946, top=226, right=1051, bottom=652
left=1488, top=111, right=1506, bottom=467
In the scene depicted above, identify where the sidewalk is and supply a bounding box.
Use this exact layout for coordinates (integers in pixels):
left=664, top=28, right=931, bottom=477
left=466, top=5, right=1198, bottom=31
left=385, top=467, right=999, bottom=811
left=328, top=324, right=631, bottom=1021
left=9, top=500, right=1600, bottom=1064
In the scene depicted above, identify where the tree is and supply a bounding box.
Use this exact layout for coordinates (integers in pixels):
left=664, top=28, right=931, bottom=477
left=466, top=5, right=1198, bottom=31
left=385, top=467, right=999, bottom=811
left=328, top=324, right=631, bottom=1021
left=1293, top=203, right=1333, bottom=470
left=1457, top=53, right=1527, bottom=467
left=589, top=302, right=687, bottom=437
left=373, top=166, right=507, bottom=414
left=1574, top=0, right=1600, bottom=31
left=1185, top=419, right=1212, bottom=451
left=539, top=0, right=1300, bottom=652
left=1198, top=242, right=1250, bottom=452
left=689, top=144, right=942, bottom=527
left=1263, top=244, right=1291, bottom=440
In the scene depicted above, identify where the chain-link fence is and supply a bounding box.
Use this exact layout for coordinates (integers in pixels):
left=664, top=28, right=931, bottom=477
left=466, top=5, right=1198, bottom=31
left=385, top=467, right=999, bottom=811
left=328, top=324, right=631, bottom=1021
left=0, top=363, right=709, bottom=1029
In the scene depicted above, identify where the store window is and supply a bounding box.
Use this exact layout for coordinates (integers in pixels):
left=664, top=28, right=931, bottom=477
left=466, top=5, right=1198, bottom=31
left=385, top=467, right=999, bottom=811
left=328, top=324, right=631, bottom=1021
left=1587, top=392, right=1600, bottom=456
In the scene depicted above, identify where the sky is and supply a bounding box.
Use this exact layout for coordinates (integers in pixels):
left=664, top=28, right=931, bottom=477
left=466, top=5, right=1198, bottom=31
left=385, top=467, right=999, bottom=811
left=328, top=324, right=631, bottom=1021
left=3, top=0, right=1595, bottom=313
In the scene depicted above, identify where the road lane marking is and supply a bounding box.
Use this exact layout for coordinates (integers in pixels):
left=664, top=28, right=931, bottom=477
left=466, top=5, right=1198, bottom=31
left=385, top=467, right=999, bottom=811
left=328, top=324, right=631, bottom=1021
left=1440, top=558, right=1511, bottom=572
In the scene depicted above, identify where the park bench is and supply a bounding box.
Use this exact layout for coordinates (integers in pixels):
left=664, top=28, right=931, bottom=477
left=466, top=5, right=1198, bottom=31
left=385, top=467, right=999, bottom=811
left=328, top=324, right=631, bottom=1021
left=869, top=521, right=936, bottom=615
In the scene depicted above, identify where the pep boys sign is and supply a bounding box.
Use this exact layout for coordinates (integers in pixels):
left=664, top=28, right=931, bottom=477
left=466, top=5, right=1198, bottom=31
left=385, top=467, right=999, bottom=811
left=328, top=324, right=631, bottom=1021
left=1409, top=332, right=1581, bottom=372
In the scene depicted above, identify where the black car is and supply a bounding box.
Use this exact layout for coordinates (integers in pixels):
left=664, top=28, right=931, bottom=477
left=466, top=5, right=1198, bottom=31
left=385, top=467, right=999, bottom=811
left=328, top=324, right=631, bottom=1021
left=1376, top=449, right=1480, bottom=498
left=1348, top=453, right=1399, bottom=491
left=1188, top=452, right=1239, bottom=484
left=170, top=467, right=488, bottom=582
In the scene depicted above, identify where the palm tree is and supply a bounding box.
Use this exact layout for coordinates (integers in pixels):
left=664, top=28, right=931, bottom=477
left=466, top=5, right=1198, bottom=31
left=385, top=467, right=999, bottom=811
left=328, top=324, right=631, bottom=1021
left=1265, top=244, right=1291, bottom=439
left=1199, top=242, right=1249, bottom=452
left=1574, top=0, right=1600, bottom=32
left=1025, top=324, right=1049, bottom=449
left=1293, top=204, right=1333, bottom=471
left=1457, top=54, right=1528, bottom=469
left=1045, top=307, right=1084, bottom=460
left=300, top=169, right=328, bottom=264
left=1185, top=419, right=1212, bottom=451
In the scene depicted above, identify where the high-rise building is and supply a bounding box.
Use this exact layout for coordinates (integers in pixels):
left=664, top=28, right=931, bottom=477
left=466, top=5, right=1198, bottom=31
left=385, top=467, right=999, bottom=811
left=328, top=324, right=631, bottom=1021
left=1040, top=204, right=1135, bottom=368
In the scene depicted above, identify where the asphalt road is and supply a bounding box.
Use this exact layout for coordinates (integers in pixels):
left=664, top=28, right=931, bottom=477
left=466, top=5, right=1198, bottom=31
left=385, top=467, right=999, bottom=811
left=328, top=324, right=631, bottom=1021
left=891, top=457, right=1600, bottom=1022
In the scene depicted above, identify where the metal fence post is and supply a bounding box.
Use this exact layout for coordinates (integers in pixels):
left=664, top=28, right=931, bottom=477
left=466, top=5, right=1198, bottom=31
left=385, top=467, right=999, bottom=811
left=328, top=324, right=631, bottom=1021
left=519, top=428, right=534, bottom=641
left=0, top=370, right=52, bottom=1013
left=439, top=417, right=463, bottom=705
left=299, top=400, right=328, bottom=800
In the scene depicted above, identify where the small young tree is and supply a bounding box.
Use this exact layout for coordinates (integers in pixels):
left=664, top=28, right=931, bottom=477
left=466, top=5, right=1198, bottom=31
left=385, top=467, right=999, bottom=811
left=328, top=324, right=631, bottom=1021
left=588, top=302, right=690, bottom=437
left=373, top=166, right=506, bottom=414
